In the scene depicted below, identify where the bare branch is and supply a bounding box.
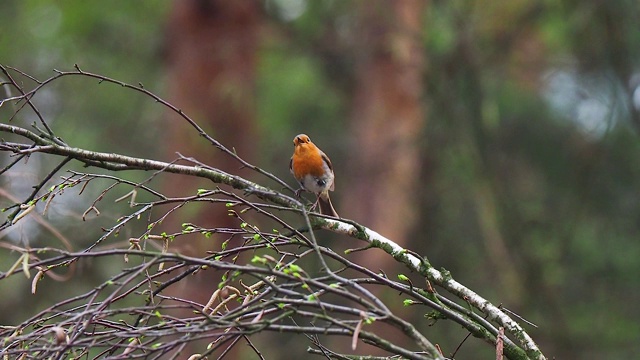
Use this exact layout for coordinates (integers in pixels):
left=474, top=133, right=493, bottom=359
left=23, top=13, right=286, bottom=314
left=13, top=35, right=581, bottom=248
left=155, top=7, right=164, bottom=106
left=0, top=65, right=546, bottom=360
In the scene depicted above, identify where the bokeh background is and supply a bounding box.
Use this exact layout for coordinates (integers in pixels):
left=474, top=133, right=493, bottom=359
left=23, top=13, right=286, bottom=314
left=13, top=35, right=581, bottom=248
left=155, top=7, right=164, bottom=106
left=2, top=0, right=640, bottom=358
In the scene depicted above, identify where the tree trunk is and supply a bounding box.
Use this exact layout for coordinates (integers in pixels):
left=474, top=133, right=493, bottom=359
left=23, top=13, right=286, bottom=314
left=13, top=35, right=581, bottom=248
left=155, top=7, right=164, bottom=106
left=163, top=0, right=261, bottom=244
left=161, top=1, right=261, bottom=353
left=342, top=0, right=427, bottom=251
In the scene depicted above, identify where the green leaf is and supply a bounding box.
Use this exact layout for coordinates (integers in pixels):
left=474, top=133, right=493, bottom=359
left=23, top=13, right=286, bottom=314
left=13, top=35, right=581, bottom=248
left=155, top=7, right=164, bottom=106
left=288, top=264, right=302, bottom=273
left=251, top=255, right=267, bottom=265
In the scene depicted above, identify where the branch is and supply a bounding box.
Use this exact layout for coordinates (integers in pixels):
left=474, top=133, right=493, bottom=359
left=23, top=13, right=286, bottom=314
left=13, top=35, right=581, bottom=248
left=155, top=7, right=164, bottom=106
left=0, top=65, right=546, bottom=360
left=319, top=220, right=545, bottom=360
left=0, top=124, right=297, bottom=227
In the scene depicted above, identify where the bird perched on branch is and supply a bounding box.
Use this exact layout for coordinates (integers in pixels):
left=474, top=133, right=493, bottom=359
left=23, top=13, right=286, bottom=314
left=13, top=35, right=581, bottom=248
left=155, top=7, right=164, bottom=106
left=290, top=134, right=339, bottom=217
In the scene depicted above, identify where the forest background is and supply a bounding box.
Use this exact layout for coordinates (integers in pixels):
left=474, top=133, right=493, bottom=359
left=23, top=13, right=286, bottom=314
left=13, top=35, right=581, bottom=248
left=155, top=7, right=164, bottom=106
left=1, top=1, right=639, bottom=359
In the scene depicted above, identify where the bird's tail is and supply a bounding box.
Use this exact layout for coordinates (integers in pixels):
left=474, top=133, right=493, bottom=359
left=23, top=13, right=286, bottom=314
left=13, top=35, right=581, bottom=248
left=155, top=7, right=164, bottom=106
left=318, top=194, right=339, bottom=218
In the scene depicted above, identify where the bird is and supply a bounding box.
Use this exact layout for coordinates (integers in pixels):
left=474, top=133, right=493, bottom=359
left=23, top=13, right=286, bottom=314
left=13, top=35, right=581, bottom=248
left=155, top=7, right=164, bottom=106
left=290, top=134, right=339, bottom=217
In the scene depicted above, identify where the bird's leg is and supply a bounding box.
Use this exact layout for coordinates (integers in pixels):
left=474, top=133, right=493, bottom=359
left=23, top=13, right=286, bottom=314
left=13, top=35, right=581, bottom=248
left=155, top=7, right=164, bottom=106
left=309, top=195, right=321, bottom=211
left=294, top=188, right=304, bottom=198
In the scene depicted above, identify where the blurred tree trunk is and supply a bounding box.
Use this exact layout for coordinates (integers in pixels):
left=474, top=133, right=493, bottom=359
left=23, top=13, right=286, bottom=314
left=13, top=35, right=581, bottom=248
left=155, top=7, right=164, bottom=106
left=161, top=0, right=261, bottom=342
left=342, top=0, right=426, bottom=252
left=163, top=0, right=260, bottom=245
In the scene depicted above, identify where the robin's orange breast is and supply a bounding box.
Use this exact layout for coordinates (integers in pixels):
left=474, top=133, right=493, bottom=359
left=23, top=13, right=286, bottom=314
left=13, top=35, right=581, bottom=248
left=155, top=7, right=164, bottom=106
left=292, top=147, right=325, bottom=179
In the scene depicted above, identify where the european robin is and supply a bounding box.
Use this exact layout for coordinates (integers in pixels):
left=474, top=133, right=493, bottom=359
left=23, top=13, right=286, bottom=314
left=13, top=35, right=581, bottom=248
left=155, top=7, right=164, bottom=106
left=289, top=134, right=339, bottom=217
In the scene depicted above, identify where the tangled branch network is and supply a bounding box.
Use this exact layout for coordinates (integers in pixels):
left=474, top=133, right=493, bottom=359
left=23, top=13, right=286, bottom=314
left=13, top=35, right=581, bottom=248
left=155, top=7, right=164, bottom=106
left=0, top=64, right=546, bottom=360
